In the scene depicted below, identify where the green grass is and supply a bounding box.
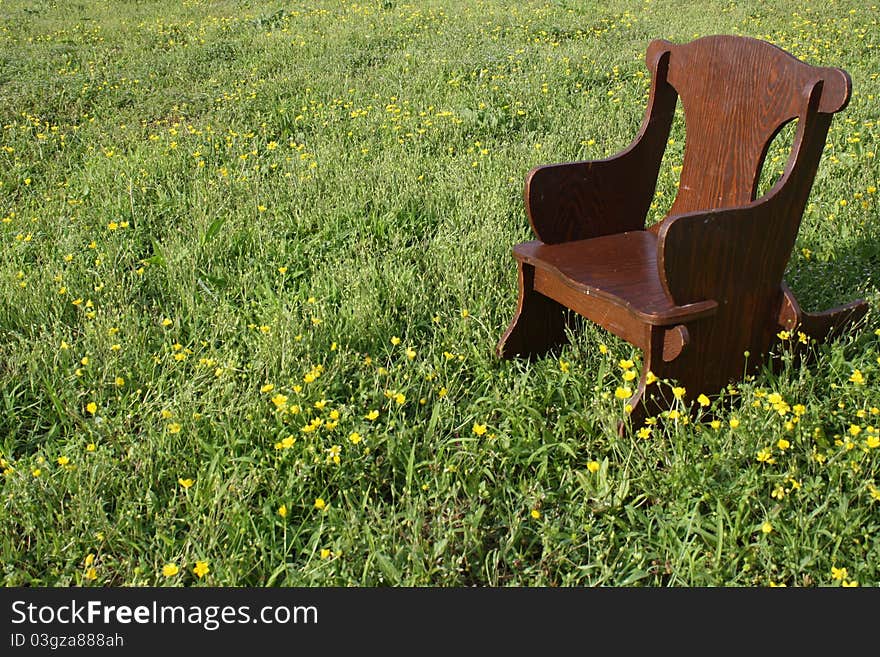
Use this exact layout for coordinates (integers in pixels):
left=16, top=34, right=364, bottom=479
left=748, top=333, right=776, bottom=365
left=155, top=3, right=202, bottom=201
left=1, top=0, right=878, bottom=587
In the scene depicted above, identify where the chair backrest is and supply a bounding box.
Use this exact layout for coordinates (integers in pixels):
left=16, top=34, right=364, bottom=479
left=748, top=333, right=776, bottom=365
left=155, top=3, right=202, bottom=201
left=654, top=35, right=850, bottom=219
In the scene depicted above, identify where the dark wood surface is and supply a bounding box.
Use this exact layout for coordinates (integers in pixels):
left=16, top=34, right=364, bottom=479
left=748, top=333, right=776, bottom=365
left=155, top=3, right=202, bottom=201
left=497, top=35, right=869, bottom=432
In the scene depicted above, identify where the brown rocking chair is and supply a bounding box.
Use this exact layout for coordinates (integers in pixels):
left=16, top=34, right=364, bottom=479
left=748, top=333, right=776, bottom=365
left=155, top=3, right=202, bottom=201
left=496, top=35, right=868, bottom=428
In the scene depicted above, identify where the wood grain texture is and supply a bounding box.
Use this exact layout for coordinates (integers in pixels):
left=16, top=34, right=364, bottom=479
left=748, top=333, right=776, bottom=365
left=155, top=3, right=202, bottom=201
left=497, top=35, right=868, bottom=432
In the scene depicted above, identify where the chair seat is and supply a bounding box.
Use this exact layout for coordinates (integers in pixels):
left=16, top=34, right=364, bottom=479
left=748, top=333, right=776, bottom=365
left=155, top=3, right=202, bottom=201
left=513, top=231, right=715, bottom=327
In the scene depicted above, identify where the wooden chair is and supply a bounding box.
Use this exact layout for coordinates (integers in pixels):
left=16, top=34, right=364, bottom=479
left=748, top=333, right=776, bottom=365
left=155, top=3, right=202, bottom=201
left=496, top=35, right=868, bottom=428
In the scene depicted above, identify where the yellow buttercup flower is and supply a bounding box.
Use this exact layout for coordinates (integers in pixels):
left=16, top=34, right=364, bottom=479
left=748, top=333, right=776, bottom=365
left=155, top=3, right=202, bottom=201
left=849, top=370, right=865, bottom=385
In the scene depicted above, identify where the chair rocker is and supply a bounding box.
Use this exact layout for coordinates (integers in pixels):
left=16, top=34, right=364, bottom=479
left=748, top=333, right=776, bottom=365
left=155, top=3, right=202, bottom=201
left=496, top=35, right=869, bottom=428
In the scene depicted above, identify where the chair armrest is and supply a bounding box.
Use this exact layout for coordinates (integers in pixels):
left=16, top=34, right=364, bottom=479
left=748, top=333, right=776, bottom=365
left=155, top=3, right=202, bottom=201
left=657, top=193, right=792, bottom=308
left=525, top=41, right=677, bottom=244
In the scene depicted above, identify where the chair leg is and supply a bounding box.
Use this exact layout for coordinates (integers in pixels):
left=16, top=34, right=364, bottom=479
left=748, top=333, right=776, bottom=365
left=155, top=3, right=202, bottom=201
left=497, top=262, right=572, bottom=359
left=620, top=326, right=669, bottom=434
left=777, top=282, right=869, bottom=346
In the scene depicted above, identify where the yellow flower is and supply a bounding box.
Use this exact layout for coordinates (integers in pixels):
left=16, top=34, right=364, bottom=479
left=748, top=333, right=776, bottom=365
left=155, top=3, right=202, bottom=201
left=271, top=393, right=288, bottom=409
left=614, top=386, right=631, bottom=400
left=114, top=376, right=125, bottom=386
left=756, top=448, right=774, bottom=463
left=365, top=410, right=379, bottom=421
left=178, top=478, right=194, bottom=489
left=167, top=423, right=181, bottom=434
left=57, top=456, right=69, bottom=466
left=86, top=402, right=97, bottom=415
left=710, top=420, right=721, bottom=430
left=849, top=370, right=865, bottom=385
left=348, top=432, right=362, bottom=444
left=645, top=371, right=658, bottom=385
left=192, top=561, right=209, bottom=578
left=278, top=504, right=287, bottom=517
left=729, top=418, right=740, bottom=429
left=390, top=336, right=401, bottom=345
left=314, top=497, right=326, bottom=510
left=161, top=318, right=173, bottom=327
left=668, top=409, right=680, bottom=420
left=672, top=386, right=686, bottom=400
left=637, top=427, right=652, bottom=439
left=472, top=423, right=487, bottom=436
left=162, top=563, right=179, bottom=577
left=85, top=567, right=98, bottom=581
left=393, top=393, right=405, bottom=405
left=261, top=383, right=275, bottom=393
left=405, top=348, right=416, bottom=360
left=777, top=330, right=790, bottom=340
left=622, top=370, right=637, bottom=382
left=530, top=509, right=541, bottom=519
left=599, top=344, right=608, bottom=355
left=559, top=359, right=569, bottom=373
left=761, top=521, right=773, bottom=534
left=587, top=461, right=600, bottom=473
left=831, top=566, right=848, bottom=581
left=866, top=435, right=879, bottom=449
left=697, top=394, right=710, bottom=407
left=320, top=548, right=332, bottom=559
left=618, top=359, right=634, bottom=370
left=777, top=438, right=790, bottom=450
left=849, top=424, right=861, bottom=437
left=842, top=580, right=859, bottom=587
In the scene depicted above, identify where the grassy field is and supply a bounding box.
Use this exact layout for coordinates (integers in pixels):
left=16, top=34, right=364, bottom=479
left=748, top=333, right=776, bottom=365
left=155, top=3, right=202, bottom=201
left=1, top=0, right=878, bottom=587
